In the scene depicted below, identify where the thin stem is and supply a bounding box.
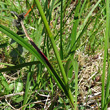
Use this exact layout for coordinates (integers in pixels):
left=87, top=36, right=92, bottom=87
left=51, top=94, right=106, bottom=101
left=60, top=0, right=63, bottom=59
left=101, top=0, right=109, bottom=109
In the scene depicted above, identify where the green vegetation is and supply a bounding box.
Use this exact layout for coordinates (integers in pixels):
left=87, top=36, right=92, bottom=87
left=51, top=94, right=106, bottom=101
left=0, top=0, right=109, bottom=109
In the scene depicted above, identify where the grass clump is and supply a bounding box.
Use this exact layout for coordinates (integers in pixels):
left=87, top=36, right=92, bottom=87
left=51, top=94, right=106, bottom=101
left=0, top=0, right=109, bottom=109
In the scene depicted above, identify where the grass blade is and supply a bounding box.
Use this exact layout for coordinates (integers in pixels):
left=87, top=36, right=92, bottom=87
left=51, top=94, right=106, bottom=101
left=101, top=0, right=110, bottom=108
left=60, top=0, right=63, bottom=59
left=22, top=66, right=32, bottom=110
left=72, top=59, right=78, bottom=110
left=70, top=1, right=81, bottom=52
left=0, top=61, right=40, bottom=72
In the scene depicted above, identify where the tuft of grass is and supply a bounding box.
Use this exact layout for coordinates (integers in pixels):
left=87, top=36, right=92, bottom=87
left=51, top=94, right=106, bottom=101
left=0, top=0, right=109, bottom=109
